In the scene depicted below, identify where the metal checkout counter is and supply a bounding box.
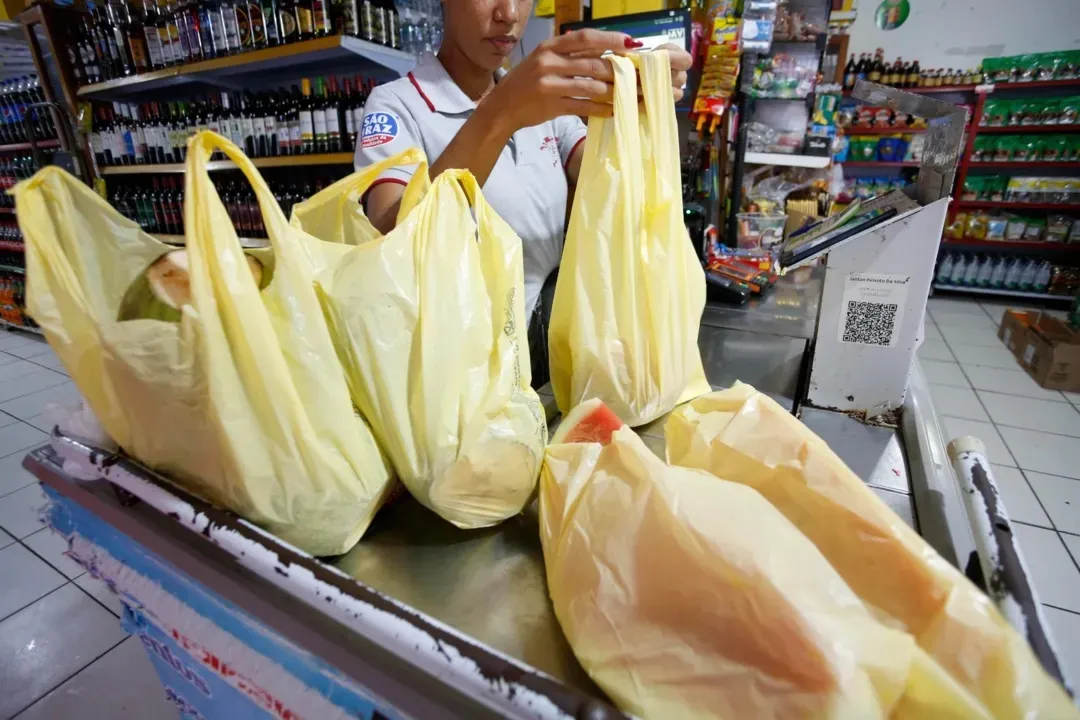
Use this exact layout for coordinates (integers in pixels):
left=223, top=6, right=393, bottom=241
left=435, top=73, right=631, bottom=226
left=20, top=83, right=1072, bottom=719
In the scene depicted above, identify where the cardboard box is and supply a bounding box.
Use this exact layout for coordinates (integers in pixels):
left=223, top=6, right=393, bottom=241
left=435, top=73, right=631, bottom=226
left=998, top=309, right=1040, bottom=358
left=1003, top=311, right=1080, bottom=392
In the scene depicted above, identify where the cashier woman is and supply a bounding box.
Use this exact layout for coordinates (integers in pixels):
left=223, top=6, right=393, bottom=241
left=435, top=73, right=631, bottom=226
left=353, top=0, right=690, bottom=383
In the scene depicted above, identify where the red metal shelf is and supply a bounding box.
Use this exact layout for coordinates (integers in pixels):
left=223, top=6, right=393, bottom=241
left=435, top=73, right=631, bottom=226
left=976, top=124, right=1080, bottom=134
left=0, top=208, right=15, bottom=215
left=984, top=78, right=1080, bottom=92
left=968, top=161, right=1080, bottom=170
left=841, top=161, right=921, bottom=168
left=842, top=126, right=928, bottom=135
left=942, top=238, right=1077, bottom=252
left=842, top=85, right=978, bottom=96
left=0, top=139, right=59, bottom=153
left=0, top=240, right=24, bottom=252
left=953, top=200, right=1080, bottom=212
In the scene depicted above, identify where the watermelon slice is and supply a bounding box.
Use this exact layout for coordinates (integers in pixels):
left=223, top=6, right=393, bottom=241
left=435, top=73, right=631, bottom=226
left=551, top=399, right=624, bottom=446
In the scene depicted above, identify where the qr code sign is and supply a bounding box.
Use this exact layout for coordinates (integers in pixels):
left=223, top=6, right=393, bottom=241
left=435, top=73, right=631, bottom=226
left=841, top=300, right=898, bottom=346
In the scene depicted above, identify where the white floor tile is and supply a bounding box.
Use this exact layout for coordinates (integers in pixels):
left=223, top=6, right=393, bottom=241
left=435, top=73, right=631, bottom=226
left=928, top=298, right=986, bottom=316
left=979, top=303, right=1010, bottom=323
left=978, top=392, right=1080, bottom=437
left=26, top=354, right=68, bottom=375
left=0, top=482, right=49, bottom=539
left=1000, top=426, right=1080, bottom=480
left=1064, top=392, right=1080, bottom=406
left=917, top=339, right=955, bottom=362
left=954, top=343, right=1025, bottom=370
left=939, top=323, right=1006, bottom=348
left=0, top=584, right=126, bottom=718
left=943, top=417, right=1016, bottom=466
left=13, top=637, right=175, bottom=720
left=0, top=528, right=11, bottom=551
left=0, top=359, right=56, bottom=384
left=0, top=382, right=80, bottom=421
left=932, top=312, right=1000, bottom=332
left=23, top=414, right=53, bottom=434
left=920, top=359, right=970, bottom=387
left=0, top=368, right=70, bottom=404
left=74, top=574, right=124, bottom=618
left=23, top=528, right=86, bottom=580
left=922, top=322, right=942, bottom=342
left=0, top=544, right=65, bottom=620
left=1041, top=605, right=1080, bottom=695
left=0, top=412, right=18, bottom=431
left=963, top=365, right=1067, bottom=402
left=930, top=384, right=989, bottom=421
left=1026, top=472, right=1080, bottom=535
left=0, top=353, right=21, bottom=367
left=3, top=342, right=53, bottom=360
left=0, top=333, right=46, bottom=352
left=1012, top=523, right=1080, bottom=611
left=993, top=465, right=1052, bottom=528
left=0, top=450, right=41, bottom=498
left=0, top=422, right=47, bottom=459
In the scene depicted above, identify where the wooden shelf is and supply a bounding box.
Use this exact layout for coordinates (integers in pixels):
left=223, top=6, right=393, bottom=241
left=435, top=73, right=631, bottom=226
left=0, top=139, right=60, bottom=153
left=933, top=283, right=1074, bottom=301
left=941, top=238, right=1077, bottom=252
left=953, top=200, right=1080, bottom=212
left=976, top=124, right=1080, bottom=134
left=100, top=152, right=354, bottom=174
left=841, top=160, right=920, bottom=168
left=843, top=126, right=928, bottom=135
left=76, top=35, right=414, bottom=99
left=968, top=161, right=1080, bottom=170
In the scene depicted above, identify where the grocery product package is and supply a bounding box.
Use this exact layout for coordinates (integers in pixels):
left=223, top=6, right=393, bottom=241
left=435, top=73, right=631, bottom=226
left=540, top=422, right=990, bottom=719
left=16, top=131, right=395, bottom=556
left=312, top=166, right=546, bottom=529
left=548, top=50, right=709, bottom=427
left=665, top=383, right=1078, bottom=718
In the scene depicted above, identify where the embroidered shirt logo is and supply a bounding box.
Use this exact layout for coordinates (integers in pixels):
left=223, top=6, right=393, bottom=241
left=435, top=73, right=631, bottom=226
left=540, top=136, right=559, bottom=165
left=361, top=112, right=400, bottom=149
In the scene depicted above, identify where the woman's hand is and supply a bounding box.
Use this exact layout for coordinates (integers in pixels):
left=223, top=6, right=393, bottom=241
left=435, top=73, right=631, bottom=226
left=659, top=43, right=693, bottom=102
left=484, top=29, right=634, bottom=133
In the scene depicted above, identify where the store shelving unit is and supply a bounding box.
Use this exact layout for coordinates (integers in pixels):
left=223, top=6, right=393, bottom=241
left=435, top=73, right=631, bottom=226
left=932, top=283, right=1074, bottom=302
left=743, top=151, right=831, bottom=168
left=844, top=126, right=928, bottom=135
left=968, top=161, right=1080, bottom=170
left=0, top=139, right=60, bottom=153
left=100, top=153, right=355, bottom=175
left=978, top=124, right=1080, bottom=134
left=842, top=84, right=979, bottom=96
left=954, top=200, right=1080, bottom=212
left=842, top=160, right=921, bottom=168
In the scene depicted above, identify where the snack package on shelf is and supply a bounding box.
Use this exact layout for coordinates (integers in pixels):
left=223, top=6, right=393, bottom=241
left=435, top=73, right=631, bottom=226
left=665, top=384, right=1080, bottom=718
left=15, top=133, right=397, bottom=556
left=983, top=50, right=1080, bottom=84
left=692, top=18, right=741, bottom=130
left=309, top=156, right=546, bottom=530
left=540, top=409, right=990, bottom=720
left=550, top=52, right=709, bottom=427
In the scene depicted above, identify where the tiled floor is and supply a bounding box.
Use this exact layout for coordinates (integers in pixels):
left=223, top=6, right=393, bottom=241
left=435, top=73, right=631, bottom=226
left=0, top=330, right=175, bottom=720
left=2, top=299, right=1080, bottom=714
left=922, top=296, right=1080, bottom=693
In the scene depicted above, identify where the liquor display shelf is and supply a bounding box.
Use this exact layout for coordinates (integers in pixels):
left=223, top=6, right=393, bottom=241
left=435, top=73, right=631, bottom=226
left=77, top=35, right=414, bottom=100
left=0, top=264, right=25, bottom=274
left=100, top=151, right=353, bottom=174
left=0, top=139, right=60, bottom=153
left=0, top=208, right=15, bottom=215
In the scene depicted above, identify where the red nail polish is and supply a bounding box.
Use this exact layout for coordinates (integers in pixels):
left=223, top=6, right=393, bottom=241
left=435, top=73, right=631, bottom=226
left=624, top=37, right=644, bottom=49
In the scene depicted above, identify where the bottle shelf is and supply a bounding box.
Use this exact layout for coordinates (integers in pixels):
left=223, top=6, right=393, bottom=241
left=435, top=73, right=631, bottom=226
left=0, top=208, right=15, bottom=215
left=968, top=161, right=1080, bottom=170
left=842, top=84, right=978, bottom=97
left=976, top=124, right=1080, bottom=135
left=932, top=283, right=1074, bottom=302
left=941, top=238, right=1077, bottom=253
left=953, top=200, right=1080, bottom=212
left=0, top=264, right=25, bottom=274
left=152, top=234, right=268, bottom=248
left=100, top=152, right=354, bottom=174
left=0, top=241, right=24, bottom=252
left=0, top=139, right=60, bottom=153
left=77, top=35, right=415, bottom=100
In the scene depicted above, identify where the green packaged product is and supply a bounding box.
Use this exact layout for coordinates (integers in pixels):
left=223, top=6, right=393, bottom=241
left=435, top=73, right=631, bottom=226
left=1040, top=136, right=1068, bottom=162
left=1060, top=97, right=1079, bottom=125
left=972, top=136, right=994, bottom=162
left=993, top=136, right=1015, bottom=162
left=1006, top=100, right=1025, bottom=126
left=962, top=176, right=982, bottom=200
left=981, top=99, right=1006, bottom=126
left=1013, top=136, right=1038, bottom=162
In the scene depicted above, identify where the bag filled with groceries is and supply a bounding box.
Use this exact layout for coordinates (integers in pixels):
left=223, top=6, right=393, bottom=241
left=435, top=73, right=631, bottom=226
left=548, top=50, right=710, bottom=427
left=16, top=131, right=395, bottom=556
left=310, top=164, right=546, bottom=529
left=540, top=402, right=991, bottom=719
left=665, top=382, right=1078, bottom=718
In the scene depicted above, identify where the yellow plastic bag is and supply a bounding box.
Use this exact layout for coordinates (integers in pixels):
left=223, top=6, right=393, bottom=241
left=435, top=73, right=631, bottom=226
left=540, top=426, right=990, bottom=719
left=313, top=167, right=546, bottom=529
left=548, top=51, right=709, bottom=427
left=665, top=383, right=1078, bottom=719
left=289, top=147, right=428, bottom=245
left=17, top=131, right=395, bottom=556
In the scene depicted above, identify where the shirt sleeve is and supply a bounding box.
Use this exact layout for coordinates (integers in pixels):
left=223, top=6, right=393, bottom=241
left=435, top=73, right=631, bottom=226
left=552, top=114, right=588, bottom=168
left=353, top=86, right=424, bottom=188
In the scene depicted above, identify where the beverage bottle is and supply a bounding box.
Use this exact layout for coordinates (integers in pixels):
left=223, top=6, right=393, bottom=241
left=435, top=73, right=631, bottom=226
left=153, top=0, right=174, bottom=65
left=311, top=0, right=331, bottom=37
left=1004, top=258, right=1022, bottom=289
left=234, top=0, right=253, bottom=51
left=140, top=0, right=165, bottom=69
left=967, top=254, right=984, bottom=284
left=341, top=76, right=357, bottom=150
left=976, top=254, right=994, bottom=287
left=1034, top=262, right=1051, bottom=293
left=261, top=92, right=278, bottom=156
left=64, top=27, right=86, bottom=87
left=275, top=91, right=291, bottom=156
left=891, top=58, right=904, bottom=86
left=867, top=50, right=882, bottom=83
left=278, top=0, right=300, bottom=43
left=843, top=55, right=856, bottom=90
left=935, top=253, right=954, bottom=284
left=226, top=92, right=244, bottom=149
left=182, top=0, right=204, bottom=61
left=1018, top=259, right=1037, bottom=291
left=299, top=78, right=315, bottom=153
left=248, top=0, right=267, bottom=48
left=352, top=74, right=366, bottom=144
left=949, top=254, right=968, bottom=285
left=204, top=0, right=228, bottom=55
left=326, top=76, right=342, bottom=152
left=84, top=8, right=113, bottom=80
left=383, top=0, right=399, bottom=48
left=312, top=78, right=328, bottom=153
left=287, top=85, right=302, bottom=154
left=989, top=257, right=1008, bottom=288
left=262, top=0, right=281, bottom=46
left=239, top=93, right=257, bottom=156
left=221, top=0, right=243, bottom=53
left=165, top=0, right=189, bottom=65
left=907, top=59, right=920, bottom=88
left=295, top=0, right=315, bottom=39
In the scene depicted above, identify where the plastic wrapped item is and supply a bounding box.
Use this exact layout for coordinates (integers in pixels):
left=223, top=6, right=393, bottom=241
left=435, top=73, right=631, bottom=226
left=16, top=133, right=395, bottom=556
left=549, top=51, right=709, bottom=427
left=735, top=212, right=786, bottom=251
left=540, top=421, right=990, bottom=720
left=312, top=161, right=545, bottom=529
left=665, top=384, right=1079, bottom=719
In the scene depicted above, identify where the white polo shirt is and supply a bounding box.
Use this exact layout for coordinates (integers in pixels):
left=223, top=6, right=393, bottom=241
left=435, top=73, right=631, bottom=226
left=353, top=52, right=587, bottom=321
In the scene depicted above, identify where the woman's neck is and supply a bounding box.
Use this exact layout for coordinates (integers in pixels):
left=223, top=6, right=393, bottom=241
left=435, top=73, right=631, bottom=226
left=437, top=44, right=496, bottom=102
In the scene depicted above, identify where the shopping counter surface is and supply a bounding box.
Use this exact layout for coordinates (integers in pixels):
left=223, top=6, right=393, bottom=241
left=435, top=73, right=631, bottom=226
left=23, top=269, right=992, bottom=718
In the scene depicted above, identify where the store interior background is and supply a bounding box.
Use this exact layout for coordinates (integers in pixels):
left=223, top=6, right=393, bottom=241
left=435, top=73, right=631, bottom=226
left=0, top=0, right=1079, bottom=716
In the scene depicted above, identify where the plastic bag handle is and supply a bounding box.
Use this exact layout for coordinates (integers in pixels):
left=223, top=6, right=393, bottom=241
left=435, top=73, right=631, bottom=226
left=631, top=50, right=680, bottom=208
left=438, top=168, right=503, bottom=238
left=332, top=147, right=429, bottom=206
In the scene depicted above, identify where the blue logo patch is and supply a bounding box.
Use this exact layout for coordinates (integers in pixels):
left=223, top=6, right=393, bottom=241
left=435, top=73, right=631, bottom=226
left=361, top=112, right=399, bottom=149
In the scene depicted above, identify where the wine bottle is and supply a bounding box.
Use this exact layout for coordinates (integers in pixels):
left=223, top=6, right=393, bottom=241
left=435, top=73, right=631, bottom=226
left=261, top=93, right=278, bottom=156
left=249, top=0, right=267, bottom=49
left=312, top=78, right=328, bottom=153
left=287, top=85, right=302, bottom=154
left=311, top=0, right=331, bottom=37
left=296, top=0, right=314, bottom=39
left=221, top=0, right=242, bottom=54
left=299, top=78, right=314, bottom=153
left=326, top=76, right=342, bottom=152
left=382, top=0, right=398, bottom=49
left=262, top=0, right=280, bottom=46
left=278, top=0, right=300, bottom=43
